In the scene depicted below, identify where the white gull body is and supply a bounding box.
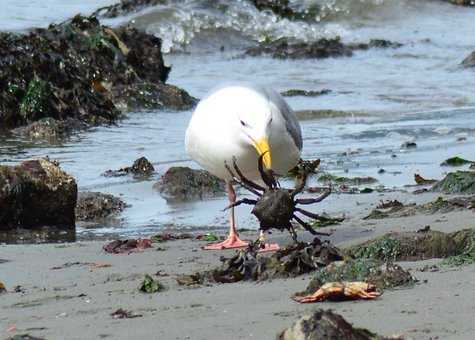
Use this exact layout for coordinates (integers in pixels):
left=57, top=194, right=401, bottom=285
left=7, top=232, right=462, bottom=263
left=185, top=84, right=302, bottom=181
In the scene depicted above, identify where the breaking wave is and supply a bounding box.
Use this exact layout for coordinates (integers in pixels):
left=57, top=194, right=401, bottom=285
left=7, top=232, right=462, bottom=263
left=103, top=0, right=408, bottom=53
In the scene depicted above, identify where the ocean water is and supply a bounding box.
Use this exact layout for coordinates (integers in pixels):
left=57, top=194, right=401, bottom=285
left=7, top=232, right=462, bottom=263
left=1, top=0, right=474, bottom=239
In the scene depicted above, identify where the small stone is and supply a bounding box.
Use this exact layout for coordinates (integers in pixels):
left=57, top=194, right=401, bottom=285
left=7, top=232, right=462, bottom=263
left=154, top=167, right=225, bottom=202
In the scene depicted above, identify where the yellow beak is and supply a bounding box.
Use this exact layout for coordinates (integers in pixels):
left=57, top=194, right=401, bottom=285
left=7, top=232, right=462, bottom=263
left=253, top=138, right=272, bottom=169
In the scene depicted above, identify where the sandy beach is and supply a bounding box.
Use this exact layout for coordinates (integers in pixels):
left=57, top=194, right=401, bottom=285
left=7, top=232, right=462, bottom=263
left=1, top=1, right=475, bottom=339
left=2, top=190, right=474, bottom=340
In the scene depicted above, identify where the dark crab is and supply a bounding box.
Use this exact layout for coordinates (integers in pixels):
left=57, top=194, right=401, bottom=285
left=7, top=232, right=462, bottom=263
left=224, top=154, right=331, bottom=242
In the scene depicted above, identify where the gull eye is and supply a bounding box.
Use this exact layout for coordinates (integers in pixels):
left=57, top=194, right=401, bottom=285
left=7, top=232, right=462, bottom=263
left=240, top=120, right=247, bottom=127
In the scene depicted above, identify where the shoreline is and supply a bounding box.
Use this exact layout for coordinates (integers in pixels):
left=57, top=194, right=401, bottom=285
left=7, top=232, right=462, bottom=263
left=1, top=191, right=474, bottom=339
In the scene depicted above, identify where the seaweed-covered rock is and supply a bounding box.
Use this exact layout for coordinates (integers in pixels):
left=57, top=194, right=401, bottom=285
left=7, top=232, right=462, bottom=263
left=76, top=192, right=127, bottom=222
left=0, top=15, right=195, bottom=131
left=154, top=167, right=225, bottom=201
left=443, top=229, right=475, bottom=266
left=346, top=229, right=473, bottom=262
left=349, top=39, right=403, bottom=50
left=318, top=173, right=377, bottom=186
left=298, top=259, right=414, bottom=297
left=246, top=37, right=353, bottom=59
left=103, top=156, right=155, bottom=177
left=0, top=159, right=77, bottom=230
left=246, top=37, right=402, bottom=60
left=364, top=196, right=474, bottom=220
left=204, top=240, right=343, bottom=284
left=295, top=109, right=364, bottom=120
left=277, top=309, right=389, bottom=340
left=281, top=89, right=331, bottom=97
left=177, top=240, right=343, bottom=285
left=12, top=117, right=87, bottom=140
left=432, top=171, right=475, bottom=194
left=440, top=156, right=475, bottom=166
left=114, top=82, right=196, bottom=111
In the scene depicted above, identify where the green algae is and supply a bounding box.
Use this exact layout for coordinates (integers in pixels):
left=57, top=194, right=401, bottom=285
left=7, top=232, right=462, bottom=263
left=20, top=77, right=52, bottom=122
left=432, top=171, right=475, bottom=194
left=349, top=235, right=402, bottom=262
left=441, top=156, right=475, bottom=166
left=443, top=229, right=475, bottom=266
left=139, top=274, right=163, bottom=293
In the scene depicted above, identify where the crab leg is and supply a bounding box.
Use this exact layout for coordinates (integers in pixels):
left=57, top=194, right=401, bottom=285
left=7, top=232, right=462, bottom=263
left=287, top=223, right=298, bottom=242
left=225, top=162, right=262, bottom=196
left=294, top=207, right=344, bottom=223
left=295, top=190, right=331, bottom=205
left=223, top=198, right=257, bottom=211
left=255, top=153, right=277, bottom=189
left=231, top=157, right=266, bottom=192
left=292, top=215, right=332, bottom=236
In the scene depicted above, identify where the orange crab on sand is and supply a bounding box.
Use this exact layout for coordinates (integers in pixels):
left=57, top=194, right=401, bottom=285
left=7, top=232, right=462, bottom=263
left=293, top=281, right=381, bottom=303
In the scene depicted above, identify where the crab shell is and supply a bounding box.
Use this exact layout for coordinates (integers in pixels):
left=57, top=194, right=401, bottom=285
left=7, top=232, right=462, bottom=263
left=251, top=189, right=295, bottom=231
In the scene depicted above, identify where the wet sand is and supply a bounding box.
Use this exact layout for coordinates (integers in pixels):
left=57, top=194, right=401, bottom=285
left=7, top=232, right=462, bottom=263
left=1, top=191, right=474, bottom=340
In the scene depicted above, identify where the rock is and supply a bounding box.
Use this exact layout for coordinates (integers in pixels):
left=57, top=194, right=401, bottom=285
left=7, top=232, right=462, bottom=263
left=346, top=229, right=475, bottom=262
left=76, top=192, right=128, bottom=222
left=432, top=171, right=475, bottom=194
left=113, top=82, right=196, bottom=112
left=154, top=167, right=225, bottom=201
left=246, top=37, right=402, bottom=60
left=0, top=159, right=77, bottom=230
left=277, top=309, right=389, bottom=340
left=281, top=89, right=331, bottom=97
left=0, top=15, right=195, bottom=131
left=461, top=51, right=475, bottom=67
left=349, top=39, right=403, bottom=50
left=363, top=196, right=474, bottom=220
left=297, top=259, right=414, bottom=297
left=401, top=141, right=417, bottom=149
left=318, top=173, right=378, bottom=186
left=12, top=117, right=88, bottom=140
left=294, top=109, right=366, bottom=120
left=246, top=37, right=353, bottom=59
left=103, top=156, right=155, bottom=177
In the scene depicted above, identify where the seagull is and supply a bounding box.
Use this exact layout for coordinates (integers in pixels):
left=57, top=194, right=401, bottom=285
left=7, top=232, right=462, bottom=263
left=185, top=84, right=302, bottom=250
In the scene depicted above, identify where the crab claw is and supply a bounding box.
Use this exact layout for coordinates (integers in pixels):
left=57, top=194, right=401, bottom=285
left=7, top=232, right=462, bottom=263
left=257, top=152, right=277, bottom=189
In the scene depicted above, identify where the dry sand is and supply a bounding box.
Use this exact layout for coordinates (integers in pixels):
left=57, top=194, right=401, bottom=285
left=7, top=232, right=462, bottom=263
left=1, top=191, right=474, bottom=340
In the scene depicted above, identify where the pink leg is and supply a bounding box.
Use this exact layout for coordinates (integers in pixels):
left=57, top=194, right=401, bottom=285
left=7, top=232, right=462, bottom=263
left=203, top=182, right=249, bottom=250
